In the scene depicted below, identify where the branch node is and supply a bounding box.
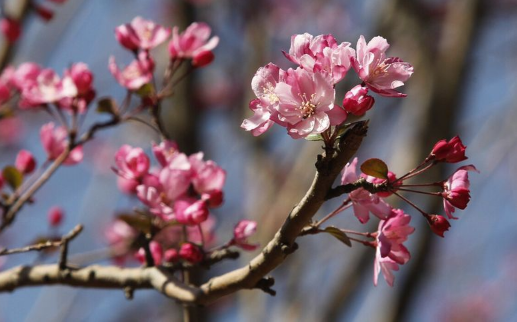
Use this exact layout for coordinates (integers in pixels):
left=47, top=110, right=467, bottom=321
left=254, top=276, right=276, bottom=296
left=124, top=286, right=134, bottom=300
left=280, top=242, right=298, bottom=255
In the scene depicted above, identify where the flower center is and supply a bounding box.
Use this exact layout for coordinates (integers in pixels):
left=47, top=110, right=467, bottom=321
left=299, top=93, right=316, bottom=119
left=262, top=83, right=278, bottom=104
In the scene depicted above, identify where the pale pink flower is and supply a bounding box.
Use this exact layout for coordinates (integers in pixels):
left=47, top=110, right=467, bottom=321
left=109, top=52, right=154, bottom=90
left=114, top=145, right=150, bottom=180
left=20, top=68, right=77, bottom=108
left=105, top=219, right=137, bottom=246
left=241, top=63, right=285, bottom=136
left=189, top=152, right=225, bottom=207
left=342, top=85, right=375, bottom=116
left=174, top=198, right=209, bottom=225
left=443, top=165, right=478, bottom=219
left=341, top=158, right=392, bottom=223
left=374, top=209, right=414, bottom=286
left=283, top=33, right=355, bottom=84
left=352, top=35, right=413, bottom=97
left=115, top=16, right=171, bottom=51
left=10, top=62, right=41, bottom=90
left=48, top=206, right=64, bottom=227
left=152, top=140, right=179, bottom=167
left=168, top=22, right=219, bottom=62
left=232, top=220, right=258, bottom=251
left=275, top=68, right=343, bottom=138
left=40, top=122, right=83, bottom=165
left=15, top=149, right=36, bottom=174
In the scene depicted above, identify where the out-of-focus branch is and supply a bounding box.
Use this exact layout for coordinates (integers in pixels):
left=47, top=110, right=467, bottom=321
left=0, top=121, right=368, bottom=304
left=0, top=0, right=31, bottom=69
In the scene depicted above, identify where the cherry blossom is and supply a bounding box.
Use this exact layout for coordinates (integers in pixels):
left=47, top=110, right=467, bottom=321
left=189, top=152, right=226, bottom=207
left=48, top=206, right=64, bottom=227
left=342, top=85, right=375, bottom=116
left=341, top=158, right=392, bottom=223
left=374, top=209, right=414, bottom=286
left=15, top=150, right=36, bottom=174
left=231, top=220, right=258, bottom=250
left=109, top=52, right=154, bottom=91
left=442, top=165, right=478, bottom=219
left=430, top=136, right=467, bottom=163
left=179, top=243, right=203, bottom=263
left=168, top=22, right=219, bottom=63
left=115, top=16, right=171, bottom=51
left=352, top=35, right=413, bottom=97
left=114, top=145, right=150, bottom=180
left=426, top=214, right=451, bottom=237
left=40, top=122, right=83, bottom=165
left=20, top=69, right=77, bottom=108
left=0, top=18, right=21, bottom=43
left=135, top=241, right=163, bottom=265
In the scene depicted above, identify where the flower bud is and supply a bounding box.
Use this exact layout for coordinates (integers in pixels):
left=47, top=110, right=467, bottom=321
left=48, top=206, right=64, bottom=227
left=0, top=18, right=21, bottom=43
left=192, top=51, right=215, bottom=68
left=342, top=85, right=375, bottom=116
left=426, top=214, right=451, bottom=237
left=430, top=136, right=467, bottom=163
left=15, top=149, right=36, bottom=174
left=135, top=241, right=163, bottom=266
left=164, top=249, right=179, bottom=263
left=174, top=199, right=209, bottom=225
left=444, top=188, right=470, bottom=210
left=232, top=220, right=258, bottom=251
left=372, top=171, right=399, bottom=198
left=201, top=190, right=223, bottom=208
left=179, top=243, right=203, bottom=263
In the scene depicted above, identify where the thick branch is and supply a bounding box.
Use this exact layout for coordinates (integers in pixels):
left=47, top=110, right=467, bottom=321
left=325, top=178, right=389, bottom=200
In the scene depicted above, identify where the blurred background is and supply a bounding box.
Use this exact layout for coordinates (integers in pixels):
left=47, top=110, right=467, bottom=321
left=0, top=0, right=515, bottom=321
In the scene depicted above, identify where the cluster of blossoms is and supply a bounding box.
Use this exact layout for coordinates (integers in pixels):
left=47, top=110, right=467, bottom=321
left=332, top=136, right=477, bottom=286
left=109, top=140, right=257, bottom=266
left=241, top=33, right=413, bottom=139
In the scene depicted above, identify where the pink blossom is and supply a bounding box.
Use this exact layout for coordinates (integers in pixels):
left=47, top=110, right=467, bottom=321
left=283, top=33, right=355, bottom=84
left=352, top=35, right=413, bottom=97
left=0, top=18, right=21, bottom=43
left=114, top=145, right=150, bottom=180
left=10, top=63, right=41, bottom=90
left=374, top=209, right=414, bottom=286
left=371, top=171, right=400, bottom=198
left=109, top=52, right=154, bottom=90
left=431, top=136, right=467, bottom=163
left=179, top=242, right=203, bottom=263
left=426, top=214, right=451, bottom=237
left=164, top=249, right=179, bottom=263
left=117, top=176, right=140, bottom=195
left=341, top=158, right=392, bottom=223
left=20, top=68, right=77, bottom=108
left=135, top=241, right=163, bottom=266
left=241, top=63, right=285, bottom=136
left=192, top=50, right=214, bottom=68
left=0, top=117, right=23, bottom=144
left=189, top=152, right=225, bottom=207
left=442, top=165, right=478, bottom=219
left=61, top=62, right=95, bottom=112
left=48, top=206, right=64, bottom=227
left=232, top=220, right=258, bottom=250
left=342, top=85, right=375, bottom=116
left=105, top=219, right=137, bottom=246
left=115, top=17, right=171, bottom=51
left=174, top=198, right=209, bottom=225
left=40, top=122, right=83, bottom=165
left=168, top=22, right=219, bottom=63
left=275, top=68, right=343, bottom=138
left=152, top=140, right=179, bottom=167
left=15, top=149, right=37, bottom=174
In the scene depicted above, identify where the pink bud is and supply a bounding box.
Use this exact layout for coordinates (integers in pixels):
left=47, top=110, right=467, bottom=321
left=342, top=85, right=375, bottom=116
left=174, top=199, right=209, bottom=225
left=426, top=214, right=451, bottom=237
left=33, top=5, right=54, bottom=22
left=201, top=190, right=223, bottom=208
left=444, top=187, right=470, bottom=210
left=232, top=220, right=258, bottom=251
left=179, top=243, right=203, bottom=263
left=15, top=149, right=37, bottom=174
left=192, top=50, right=214, bottom=68
left=48, top=206, right=64, bottom=227
left=164, top=249, right=179, bottom=263
left=431, top=136, right=467, bottom=163
left=0, top=174, right=4, bottom=190
left=0, top=18, right=21, bottom=43
left=66, top=63, right=94, bottom=95
left=135, top=241, right=163, bottom=266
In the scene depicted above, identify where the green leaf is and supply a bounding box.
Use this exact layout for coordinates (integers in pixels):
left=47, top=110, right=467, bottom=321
left=136, top=83, right=155, bottom=98
left=96, top=97, right=119, bottom=115
left=118, top=214, right=152, bottom=234
left=305, top=133, right=324, bottom=141
left=2, top=166, right=23, bottom=190
left=360, top=158, right=388, bottom=179
left=323, top=226, right=351, bottom=247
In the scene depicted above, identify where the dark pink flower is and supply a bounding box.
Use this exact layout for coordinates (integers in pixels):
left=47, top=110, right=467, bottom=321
left=115, top=17, right=171, bottom=51
left=232, top=220, right=258, bottom=251
left=341, top=158, right=392, bottom=223
left=168, top=22, right=219, bottom=62
left=135, top=241, right=163, bottom=266
left=40, top=122, right=83, bottom=165
left=48, top=206, right=64, bottom=227
left=371, top=171, right=400, bottom=198
left=342, top=85, right=375, bottom=116
left=374, top=209, right=414, bottom=286
left=65, top=63, right=94, bottom=96
left=442, top=165, right=478, bottom=219
left=431, top=136, right=467, bottom=163
left=114, top=145, right=150, bottom=180
left=15, top=149, right=36, bottom=174
left=33, top=4, right=54, bottom=21
left=426, top=214, right=451, bottom=237
left=164, top=248, right=179, bottom=263
left=283, top=33, right=355, bottom=84
left=174, top=198, right=209, bottom=225
left=0, top=18, right=21, bottom=43
left=352, top=35, right=413, bottom=97
left=109, top=52, right=154, bottom=90
left=179, top=242, right=203, bottom=263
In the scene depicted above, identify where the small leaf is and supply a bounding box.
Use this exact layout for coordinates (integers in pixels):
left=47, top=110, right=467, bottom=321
left=360, top=158, right=388, bottom=179
left=118, top=214, right=152, bottom=234
left=305, top=133, right=324, bottom=141
left=96, top=97, right=119, bottom=115
left=323, top=226, right=351, bottom=247
left=2, top=166, right=23, bottom=190
left=136, top=83, right=155, bottom=98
